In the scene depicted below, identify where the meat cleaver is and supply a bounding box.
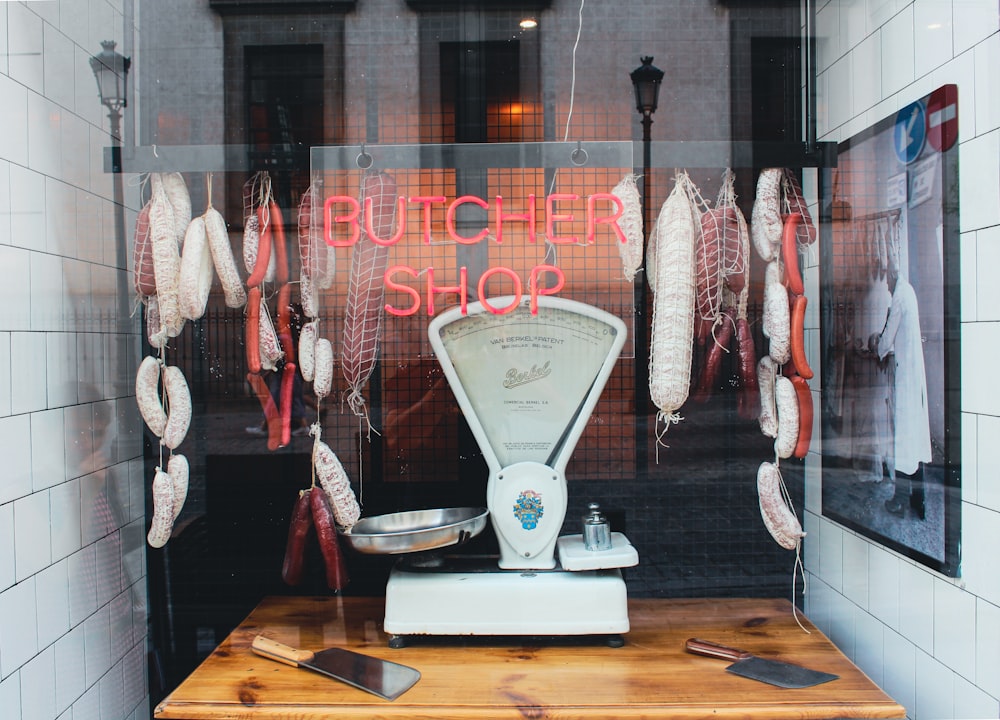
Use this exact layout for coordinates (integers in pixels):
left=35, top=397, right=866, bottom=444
left=685, top=638, right=838, bottom=689
left=251, top=635, right=420, bottom=700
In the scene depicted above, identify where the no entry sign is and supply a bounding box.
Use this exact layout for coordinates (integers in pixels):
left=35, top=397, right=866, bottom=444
left=926, top=84, right=958, bottom=152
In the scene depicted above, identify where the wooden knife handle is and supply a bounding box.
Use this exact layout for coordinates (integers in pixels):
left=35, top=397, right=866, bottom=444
left=685, top=638, right=754, bottom=661
left=252, top=635, right=316, bottom=667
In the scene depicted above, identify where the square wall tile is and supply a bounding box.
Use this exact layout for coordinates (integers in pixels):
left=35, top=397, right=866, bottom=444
left=962, top=503, right=1000, bottom=606
left=882, top=628, right=916, bottom=717
left=32, top=408, right=66, bottom=492
left=959, top=129, right=1000, bottom=233
left=819, top=519, right=844, bottom=592
left=29, top=252, right=64, bottom=332
left=977, top=412, right=1000, bottom=512
left=933, top=579, right=976, bottom=680
left=18, top=644, right=55, bottom=720
left=109, top=588, right=132, bottom=662
left=953, top=672, right=999, bottom=720
left=54, top=623, right=85, bottom=715
left=49, top=478, right=81, bottom=561
left=122, top=641, right=145, bottom=713
left=34, top=557, right=70, bottom=649
left=0, top=332, right=9, bottom=417
left=64, top=402, right=95, bottom=481
left=881, top=6, right=915, bottom=96
left=63, top=259, right=92, bottom=333
left=962, top=322, right=1000, bottom=416
left=914, top=649, right=954, bottom=720
left=45, top=178, right=78, bottom=261
left=76, top=334, right=104, bottom=403
left=0, top=501, right=13, bottom=592
left=0, top=413, right=32, bottom=504
left=0, top=576, right=38, bottom=676
left=99, top=661, right=124, bottom=720
left=0, top=73, right=29, bottom=168
left=0, top=246, right=31, bottom=332
left=14, top=489, right=52, bottom=581
left=0, top=159, right=10, bottom=245
left=42, top=23, right=75, bottom=119
left=11, top=332, right=47, bottom=415
left=953, top=0, right=1000, bottom=54
left=976, top=227, right=1000, bottom=322
left=9, top=163, right=46, bottom=253
left=68, top=544, right=97, bottom=627
left=975, top=33, right=1000, bottom=134
left=83, top=604, right=111, bottom=687
left=26, top=93, right=61, bottom=180
left=850, top=33, right=881, bottom=114
left=842, top=532, right=869, bottom=609
left=6, top=2, right=42, bottom=94
left=868, top=545, right=900, bottom=629
left=47, top=331, right=79, bottom=408
left=913, top=0, right=953, bottom=80
left=898, top=560, right=934, bottom=652
left=94, top=531, right=122, bottom=607
left=976, top=598, right=1000, bottom=697
left=0, top=673, right=20, bottom=720
left=853, top=607, right=885, bottom=686
left=81, top=469, right=110, bottom=546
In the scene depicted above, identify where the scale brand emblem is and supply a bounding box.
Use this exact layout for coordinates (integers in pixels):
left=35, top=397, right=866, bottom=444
left=513, top=490, right=544, bottom=530
left=503, top=361, right=552, bottom=389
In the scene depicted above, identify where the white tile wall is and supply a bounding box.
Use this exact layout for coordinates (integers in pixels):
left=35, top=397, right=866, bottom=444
left=810, top=2, right=1000, bottom=718
left=0, top=3, right=145, bottom=717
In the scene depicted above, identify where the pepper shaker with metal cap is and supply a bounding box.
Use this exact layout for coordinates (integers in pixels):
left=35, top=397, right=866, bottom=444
left=582, top=502, right=612, bottom=551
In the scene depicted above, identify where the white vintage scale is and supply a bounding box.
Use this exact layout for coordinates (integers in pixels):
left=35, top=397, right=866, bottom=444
left=379, top=295, right=638, bottom=645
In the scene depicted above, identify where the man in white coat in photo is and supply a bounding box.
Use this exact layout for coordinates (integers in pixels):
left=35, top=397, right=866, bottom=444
left=869, top=245, right=932, bottom=519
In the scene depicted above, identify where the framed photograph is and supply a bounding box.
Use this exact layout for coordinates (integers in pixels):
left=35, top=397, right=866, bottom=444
left=819, top=85, right=961, bottom=576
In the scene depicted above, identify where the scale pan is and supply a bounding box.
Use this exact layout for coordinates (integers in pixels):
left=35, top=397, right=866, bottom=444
left=343, top=507, right=489, bottom=555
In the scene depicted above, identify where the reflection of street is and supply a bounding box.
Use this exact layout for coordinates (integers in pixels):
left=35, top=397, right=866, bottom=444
left=822, top=463, right=945, bottom=561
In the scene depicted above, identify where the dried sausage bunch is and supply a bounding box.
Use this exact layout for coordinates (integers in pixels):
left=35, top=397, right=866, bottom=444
left=751, top=170, right=816, bottom=552
left=242, top=172, right=303, bottom=451
left=690, top=170, right=757, bottom=418
left=281, top=427, right=360, bottom=592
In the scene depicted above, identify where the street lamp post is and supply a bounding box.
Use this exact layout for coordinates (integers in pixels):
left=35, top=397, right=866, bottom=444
left=629, top=55, right=663, bottom=480
left=89, top=41, right=131, bottom=331
left=630, top=56, right=664, bottom=238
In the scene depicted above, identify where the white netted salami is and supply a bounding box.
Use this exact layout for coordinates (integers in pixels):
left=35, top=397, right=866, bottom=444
left=751, top=168, right=783, bottom=262
left=298, top=183, right=334, bottom=289
left=161, top=172, right=192, bottom=245
left=148, top=174, right=183, bottom=337
left=178, top=216, right=212, bottom=321
left=610, top=174, right=643, bottom=282
left=205, top=205, right=248, bottom=308
left=648, top=172, right=698, bottom=437
left=342, top=171, right=395, bottom=428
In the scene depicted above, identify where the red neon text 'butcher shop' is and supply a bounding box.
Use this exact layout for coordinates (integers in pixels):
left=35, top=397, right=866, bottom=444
left=323, top=193, right=627, bottom=247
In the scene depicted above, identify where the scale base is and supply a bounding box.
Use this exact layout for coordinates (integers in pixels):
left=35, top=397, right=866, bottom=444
left=383, top=560, right=630, bottom=646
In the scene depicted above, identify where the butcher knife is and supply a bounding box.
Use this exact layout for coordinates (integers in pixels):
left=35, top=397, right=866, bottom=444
left=251, top=635, right=421, bottom=700
left=685, top=638, right=838, bottom=689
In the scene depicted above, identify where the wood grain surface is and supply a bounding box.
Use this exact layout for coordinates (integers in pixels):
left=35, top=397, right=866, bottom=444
left=154, top=595, right=905, bottom=720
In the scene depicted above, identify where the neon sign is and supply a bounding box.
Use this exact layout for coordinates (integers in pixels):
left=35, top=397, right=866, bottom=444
left=324, top=192, right=626, bottom=316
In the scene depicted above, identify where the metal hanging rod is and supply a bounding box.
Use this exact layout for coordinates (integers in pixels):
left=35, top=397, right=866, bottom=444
left=107, top=140, right=836, bottom=174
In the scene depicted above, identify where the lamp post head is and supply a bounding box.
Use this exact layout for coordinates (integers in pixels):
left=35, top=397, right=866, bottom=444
left=89, top=40, right=131, bottom=113
left=630, top=56, right=664, bottom=118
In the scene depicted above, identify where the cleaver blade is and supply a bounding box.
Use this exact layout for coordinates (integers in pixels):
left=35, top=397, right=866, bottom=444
left=252, top=635, right=421, bottom=701
left=685, top=638, right=839, bottom=689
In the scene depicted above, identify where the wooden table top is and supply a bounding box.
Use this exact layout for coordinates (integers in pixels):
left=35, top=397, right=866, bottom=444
left=154, top=595, right=905, bottom=720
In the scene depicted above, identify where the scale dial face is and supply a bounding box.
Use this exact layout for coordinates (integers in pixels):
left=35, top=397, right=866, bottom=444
left=429, top=298, right=626, bottom=473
